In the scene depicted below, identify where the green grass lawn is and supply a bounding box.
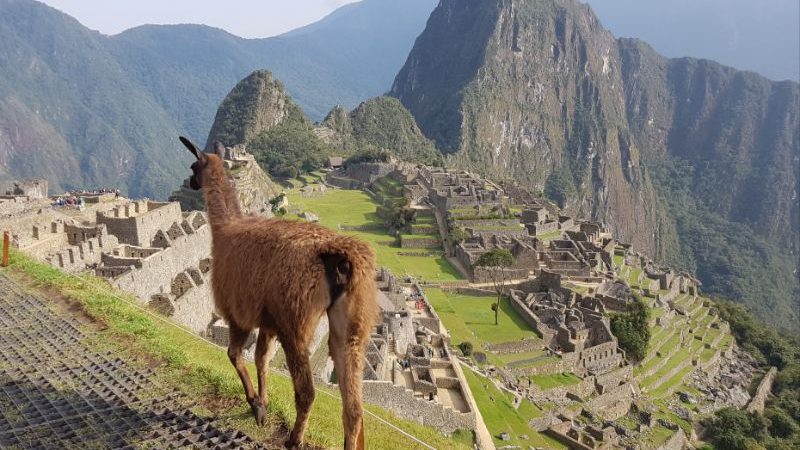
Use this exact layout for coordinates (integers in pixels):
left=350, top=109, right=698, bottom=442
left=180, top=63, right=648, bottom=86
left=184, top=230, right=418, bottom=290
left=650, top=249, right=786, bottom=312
left=496, top=350, right=548, bottom=365
left=425, top=289, right=539, bottom=346
left=612, top=253, right=624, bottom=268
left=462, top=368, right=565, bottom=449
left=2, top=249, right=466, bottom=450
left=530, top=373, right=582, bottom=390
left=287, top=189, right=462, bottom=282
left=536, top=230, right=563, bottom=242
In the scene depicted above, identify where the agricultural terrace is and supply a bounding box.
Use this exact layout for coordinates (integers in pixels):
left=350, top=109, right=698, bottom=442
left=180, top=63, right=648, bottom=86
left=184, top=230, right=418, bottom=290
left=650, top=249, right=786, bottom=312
left=286, top=187, right=461, bottom=282
left=423, top=289, right=549, bottom=367
left=462, top=367, right=566, bottom=449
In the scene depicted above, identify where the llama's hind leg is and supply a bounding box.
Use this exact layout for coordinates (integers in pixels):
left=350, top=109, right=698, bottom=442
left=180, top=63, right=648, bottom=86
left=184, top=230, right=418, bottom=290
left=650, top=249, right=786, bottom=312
left=328, top=303, right=367, bottom=450
left=227, top=324, right=257, bottom=409
left=253, top=327, right=276, bottom=426
left=283, top=340, right=315, bottom=449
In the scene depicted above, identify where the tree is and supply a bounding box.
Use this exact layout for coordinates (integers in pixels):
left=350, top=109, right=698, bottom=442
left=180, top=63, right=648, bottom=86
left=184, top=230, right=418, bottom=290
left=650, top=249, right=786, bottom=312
left=705, top=408, right=770, bottom=450
left=383, top=198, right=415, bottom=232
left=474, top=248, right=515, bottom=325
left=449, top=226, right=469, bottom=245
left=610, top=296, right=650, bottom=361
left=269, top=193, right=287, bottom=216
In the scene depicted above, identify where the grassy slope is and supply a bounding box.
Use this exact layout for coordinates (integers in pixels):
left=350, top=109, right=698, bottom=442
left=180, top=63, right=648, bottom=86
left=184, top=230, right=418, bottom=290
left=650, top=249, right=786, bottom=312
left=462, top=368, right=565, bottom=449
left=1, top=249, right=468, bottom=450
left=287, top=189, right=461, bottom=281
left=424, top=288, right=539, bottom=347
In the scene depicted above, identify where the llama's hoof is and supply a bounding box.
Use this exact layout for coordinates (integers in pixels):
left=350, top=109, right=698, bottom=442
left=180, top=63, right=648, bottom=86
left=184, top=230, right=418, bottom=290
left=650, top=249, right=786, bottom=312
left=249, top=400, right=267, bottom=426
left=284, top=436, right=301, bottom=449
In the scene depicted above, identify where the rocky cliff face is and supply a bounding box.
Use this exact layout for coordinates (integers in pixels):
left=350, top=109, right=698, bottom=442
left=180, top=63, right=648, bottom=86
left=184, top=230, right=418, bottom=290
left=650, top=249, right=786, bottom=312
left=391, top=0, right=800, bottom=329
left=204, top=70, right=305, bottom=149
left=391, top=0, right=664, bottom=254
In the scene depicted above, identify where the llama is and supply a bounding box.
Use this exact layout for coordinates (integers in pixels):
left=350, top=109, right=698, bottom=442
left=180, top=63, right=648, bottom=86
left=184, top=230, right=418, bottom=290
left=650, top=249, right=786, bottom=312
left=179, top=137, right=378, bottom=450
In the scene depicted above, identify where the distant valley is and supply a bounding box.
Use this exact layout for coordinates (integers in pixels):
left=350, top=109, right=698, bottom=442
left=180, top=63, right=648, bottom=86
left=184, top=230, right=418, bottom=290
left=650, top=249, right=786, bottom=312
left=0, top=0, right=436, bottom=198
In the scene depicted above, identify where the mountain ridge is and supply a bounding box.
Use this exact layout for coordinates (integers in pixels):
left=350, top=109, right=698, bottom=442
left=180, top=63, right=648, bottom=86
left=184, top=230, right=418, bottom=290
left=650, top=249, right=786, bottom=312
left=390, top=0, right=799, bottom=330
left=0, top=0, right=437, bottom=198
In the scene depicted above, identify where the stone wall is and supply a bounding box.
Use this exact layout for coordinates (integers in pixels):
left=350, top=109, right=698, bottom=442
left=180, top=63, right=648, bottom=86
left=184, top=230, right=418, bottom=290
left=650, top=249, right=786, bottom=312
left=362, top=381, right=475, bottom=434
left=345, top=163, right=395, bottom=184
left=398, top=236, right=441, bottom=249
left=747, top=367, right=778, bottom=413
left=47, top=234, right=119, bottom=273
left=106, top=223, right=212, bottom=301
left=656, top=429, right=687, bottom=450
left=97, top=201, right=182, bottom=247
left=584, top=382, right=636, bottom=420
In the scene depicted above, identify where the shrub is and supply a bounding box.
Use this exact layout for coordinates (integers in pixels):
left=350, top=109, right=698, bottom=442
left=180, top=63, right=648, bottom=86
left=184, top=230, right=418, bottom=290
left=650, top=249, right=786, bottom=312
left=458, top=341, right=474, bottom=357
left=610, top=297, right=650, bottom=361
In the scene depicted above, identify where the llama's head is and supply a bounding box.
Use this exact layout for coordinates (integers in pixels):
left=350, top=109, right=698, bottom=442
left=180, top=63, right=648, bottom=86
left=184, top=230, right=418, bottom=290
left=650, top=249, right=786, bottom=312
left=179, top=136, right=224, bottom=190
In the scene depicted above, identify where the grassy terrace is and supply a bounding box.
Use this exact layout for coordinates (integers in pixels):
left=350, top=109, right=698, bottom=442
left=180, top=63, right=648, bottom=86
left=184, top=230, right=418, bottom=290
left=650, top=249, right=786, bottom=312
left=424, top=288, right=540, bottom=351
left=462, top=368, right=565, bottom=449
left=612, top=253, right=624, bottom=268
left=530, top=373, right=582, bottom=390
left=536, top=230, right=563, bottom=242
left=287, top=189, right=461, bottom=282
left=1, top=250, right=466, bottom=450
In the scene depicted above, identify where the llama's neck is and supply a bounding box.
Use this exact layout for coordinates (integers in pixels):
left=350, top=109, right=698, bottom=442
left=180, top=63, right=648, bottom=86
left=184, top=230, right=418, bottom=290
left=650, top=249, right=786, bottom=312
left=202, top=163, right=243, bottom=228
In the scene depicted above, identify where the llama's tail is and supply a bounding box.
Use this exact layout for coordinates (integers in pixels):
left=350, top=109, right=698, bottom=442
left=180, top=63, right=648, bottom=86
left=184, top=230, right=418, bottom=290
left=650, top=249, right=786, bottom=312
left=319, top=237, right=378, bottom=450
left=319, top=237, right=379, bottom=327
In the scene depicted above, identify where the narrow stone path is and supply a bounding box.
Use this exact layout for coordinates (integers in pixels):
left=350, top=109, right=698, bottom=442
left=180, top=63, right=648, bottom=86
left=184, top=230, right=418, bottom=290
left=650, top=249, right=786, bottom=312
left=0, top=274, right=267, bottom=449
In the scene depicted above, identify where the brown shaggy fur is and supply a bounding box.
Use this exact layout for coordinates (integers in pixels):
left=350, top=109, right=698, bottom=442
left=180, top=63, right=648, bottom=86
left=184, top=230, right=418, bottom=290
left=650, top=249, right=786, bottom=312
left=179, top=137, right=378, bottom=450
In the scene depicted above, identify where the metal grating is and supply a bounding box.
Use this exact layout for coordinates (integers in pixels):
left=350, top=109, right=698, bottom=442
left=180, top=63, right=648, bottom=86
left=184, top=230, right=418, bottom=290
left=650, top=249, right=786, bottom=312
left=0, top=274, right=267, bottom=449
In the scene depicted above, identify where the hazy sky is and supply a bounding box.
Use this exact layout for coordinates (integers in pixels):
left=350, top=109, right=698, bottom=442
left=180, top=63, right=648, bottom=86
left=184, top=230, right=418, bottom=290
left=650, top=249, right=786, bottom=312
left=38, top=0, right=800, bottom=80
left=38, top=0, right=360, bottom=38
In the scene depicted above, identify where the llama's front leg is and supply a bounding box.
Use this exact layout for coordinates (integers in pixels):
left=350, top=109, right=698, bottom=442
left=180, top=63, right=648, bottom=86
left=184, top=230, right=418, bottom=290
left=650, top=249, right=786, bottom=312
left=284, top=341, right=315, bottom=449
left=328, top=306, right=367, bottom=450
left=227, top=325, right=257, bottom=408
left=253, top=327, right=276, bottom=426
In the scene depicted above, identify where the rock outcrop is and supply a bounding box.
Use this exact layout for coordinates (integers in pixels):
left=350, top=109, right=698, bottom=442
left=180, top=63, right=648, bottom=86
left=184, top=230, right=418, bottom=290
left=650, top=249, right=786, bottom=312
left=204, top=70, right=305, bottom=150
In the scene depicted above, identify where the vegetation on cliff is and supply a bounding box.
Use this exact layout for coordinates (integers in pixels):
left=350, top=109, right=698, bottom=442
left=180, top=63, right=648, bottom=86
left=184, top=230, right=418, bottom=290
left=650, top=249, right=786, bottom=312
left=207, top=74, right=441, bottom=179
left=702, top=300, right=800, bottom=449
left=610, top=297, right=650, bottom=361
left=321, top=97, right=442, bottom=165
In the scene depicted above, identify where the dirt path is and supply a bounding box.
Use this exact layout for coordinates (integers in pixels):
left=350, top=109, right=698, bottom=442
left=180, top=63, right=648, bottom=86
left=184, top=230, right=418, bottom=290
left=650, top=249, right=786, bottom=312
left=0, top=273, right=269, bottom=449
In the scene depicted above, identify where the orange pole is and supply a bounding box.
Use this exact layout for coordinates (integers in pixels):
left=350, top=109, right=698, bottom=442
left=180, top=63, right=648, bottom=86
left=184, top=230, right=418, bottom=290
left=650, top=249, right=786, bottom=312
left=2, top=231, right=9, bottom=267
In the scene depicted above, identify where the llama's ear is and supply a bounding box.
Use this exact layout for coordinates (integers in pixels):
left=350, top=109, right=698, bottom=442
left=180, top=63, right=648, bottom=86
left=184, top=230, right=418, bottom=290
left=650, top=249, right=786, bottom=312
left=213, top=141, right=226, bottom=160
left=179, top=136, right=204, bottom=161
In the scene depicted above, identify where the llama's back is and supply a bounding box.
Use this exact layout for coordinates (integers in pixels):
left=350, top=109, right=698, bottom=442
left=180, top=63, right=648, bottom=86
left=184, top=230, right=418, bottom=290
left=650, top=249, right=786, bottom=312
left=210, top=216, right=378, bottom=333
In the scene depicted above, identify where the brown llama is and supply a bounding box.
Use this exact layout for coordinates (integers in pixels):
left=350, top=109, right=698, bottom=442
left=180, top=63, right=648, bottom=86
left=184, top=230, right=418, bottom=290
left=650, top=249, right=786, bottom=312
left=179, top=137, right=378, bottom=450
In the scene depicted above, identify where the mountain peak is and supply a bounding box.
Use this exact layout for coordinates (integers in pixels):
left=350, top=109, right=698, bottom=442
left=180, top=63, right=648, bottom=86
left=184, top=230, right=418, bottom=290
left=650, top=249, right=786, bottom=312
left=204, top=70, right=305, bottom=150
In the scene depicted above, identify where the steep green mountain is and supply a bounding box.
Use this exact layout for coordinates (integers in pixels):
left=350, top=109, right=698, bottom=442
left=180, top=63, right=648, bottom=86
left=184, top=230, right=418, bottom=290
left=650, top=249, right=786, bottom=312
left=205, top=70, right=307, bottom=151
left=0, top=0, right=188, bottom=198
left=206, top=73, right=439, bottom=177
left=205, top=70, right=329, bottom=178
left=584, top=0, right=799, bottom=82
left=390, top=0, right=800, bottom=330
left=321, top=97, right=442, bottom=165
left=0, top=0, right=437, bottom=198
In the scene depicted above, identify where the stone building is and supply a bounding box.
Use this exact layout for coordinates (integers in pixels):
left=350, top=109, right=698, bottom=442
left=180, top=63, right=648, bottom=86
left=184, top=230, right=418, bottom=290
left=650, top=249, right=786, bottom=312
left=3, top=179, right=48, bottom=199
left=509, top=288, right=624, bottom=377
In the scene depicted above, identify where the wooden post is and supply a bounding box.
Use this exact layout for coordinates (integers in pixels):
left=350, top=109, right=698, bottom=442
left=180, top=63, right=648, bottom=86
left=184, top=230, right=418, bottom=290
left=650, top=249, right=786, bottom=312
left=2, top=231, right=9, bottom=267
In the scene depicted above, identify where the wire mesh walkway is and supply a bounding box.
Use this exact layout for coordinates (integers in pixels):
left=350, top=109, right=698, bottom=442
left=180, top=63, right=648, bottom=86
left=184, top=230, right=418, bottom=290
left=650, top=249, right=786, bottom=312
left=0, top=274, right=268, bottom=449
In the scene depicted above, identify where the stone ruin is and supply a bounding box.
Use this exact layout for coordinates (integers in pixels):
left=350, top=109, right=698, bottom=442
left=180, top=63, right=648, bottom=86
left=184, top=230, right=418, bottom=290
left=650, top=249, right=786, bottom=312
left=3, top=179, right=48, bottom=199
left=1, top=189, right=217, bottom=335
left=354, top=268, right=477, bottom=434
left=509, top=286, right=624, bottom=378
